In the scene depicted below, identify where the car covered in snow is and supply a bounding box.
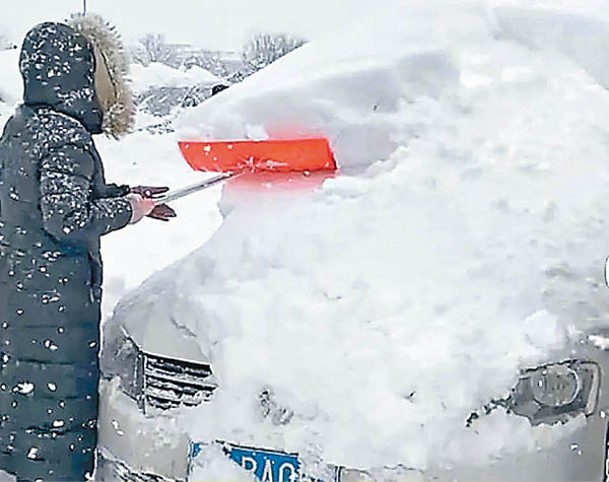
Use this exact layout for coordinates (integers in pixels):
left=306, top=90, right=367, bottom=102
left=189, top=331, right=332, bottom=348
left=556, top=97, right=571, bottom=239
left=97, top=3, right=609, bottom=482
left=97, top=327, right=609, bottom=481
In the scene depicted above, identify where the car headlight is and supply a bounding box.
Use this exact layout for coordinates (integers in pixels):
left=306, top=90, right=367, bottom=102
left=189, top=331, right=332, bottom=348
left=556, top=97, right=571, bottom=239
left=507, top=360, right=600, bottom=425
left=529, top=364, right=582, bottom=407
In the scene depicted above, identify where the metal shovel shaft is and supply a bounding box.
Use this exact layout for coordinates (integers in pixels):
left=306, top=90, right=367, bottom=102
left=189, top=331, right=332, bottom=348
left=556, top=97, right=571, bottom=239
left=156, top=172, right=239, bottom=204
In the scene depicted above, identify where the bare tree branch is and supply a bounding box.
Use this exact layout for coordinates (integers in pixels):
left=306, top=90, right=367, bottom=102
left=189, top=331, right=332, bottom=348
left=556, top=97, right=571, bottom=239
left=242, top=33, right=307, bottom=75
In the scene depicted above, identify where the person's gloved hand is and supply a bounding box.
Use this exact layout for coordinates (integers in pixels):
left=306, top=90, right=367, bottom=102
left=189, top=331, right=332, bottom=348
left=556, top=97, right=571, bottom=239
left=129, top=186, right=169, bottom=199
left=125, top=194, right=156, bottom=224
left=147, top=203, right=176, bottom=222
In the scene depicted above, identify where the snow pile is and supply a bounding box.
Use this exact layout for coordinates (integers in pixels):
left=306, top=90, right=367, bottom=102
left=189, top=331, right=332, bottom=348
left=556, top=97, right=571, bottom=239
left=491, top=4, right=609, bottom=89
left=491, top=0, right=609, bottom=20
left=108, top=0, right=609, bottom=473
left=130, top=62, right=221, bottom=93
left=176, top=2, right=465, bottom=171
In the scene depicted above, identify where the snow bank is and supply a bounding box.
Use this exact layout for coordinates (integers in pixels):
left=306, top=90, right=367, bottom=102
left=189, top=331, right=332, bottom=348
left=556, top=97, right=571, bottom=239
left=176, top=1, right=470, bottom=172
left=178, top=47, right=458, bottom=172
left=108, top=0, right=609, bottom=474
left=130, top=62, right=221, bottom=93
left=492, top=5, right=609, bottom=89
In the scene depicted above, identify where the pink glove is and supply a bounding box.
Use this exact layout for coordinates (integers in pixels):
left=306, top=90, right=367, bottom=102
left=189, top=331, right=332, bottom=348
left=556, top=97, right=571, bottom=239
left=125, top=194, right=156, bottom=224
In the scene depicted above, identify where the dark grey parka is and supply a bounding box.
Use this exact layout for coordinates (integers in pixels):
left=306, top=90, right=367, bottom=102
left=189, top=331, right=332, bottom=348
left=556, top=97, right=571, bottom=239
left=0, top=21, right=133, bottom=481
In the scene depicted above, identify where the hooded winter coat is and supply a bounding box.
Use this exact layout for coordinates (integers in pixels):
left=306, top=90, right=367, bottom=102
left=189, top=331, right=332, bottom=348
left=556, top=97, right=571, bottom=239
left=0, top=18, right=134, bottom=481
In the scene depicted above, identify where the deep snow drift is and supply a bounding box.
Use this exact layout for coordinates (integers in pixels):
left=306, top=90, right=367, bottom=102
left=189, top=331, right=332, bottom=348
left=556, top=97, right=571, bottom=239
left=108, top=0, right=609, bottom=475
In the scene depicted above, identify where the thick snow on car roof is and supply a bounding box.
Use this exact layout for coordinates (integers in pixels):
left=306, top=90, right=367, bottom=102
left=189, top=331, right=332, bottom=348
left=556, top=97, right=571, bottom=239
left=109, top=0, right=609, bottom=473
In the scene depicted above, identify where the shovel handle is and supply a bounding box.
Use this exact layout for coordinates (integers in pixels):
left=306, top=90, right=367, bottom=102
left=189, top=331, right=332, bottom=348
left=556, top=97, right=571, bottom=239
left=155, top=172, right=239, bottom=204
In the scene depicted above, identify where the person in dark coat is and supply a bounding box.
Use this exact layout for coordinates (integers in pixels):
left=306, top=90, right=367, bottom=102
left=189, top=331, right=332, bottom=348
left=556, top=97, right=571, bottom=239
left=0, top=14, right=175, bottom=481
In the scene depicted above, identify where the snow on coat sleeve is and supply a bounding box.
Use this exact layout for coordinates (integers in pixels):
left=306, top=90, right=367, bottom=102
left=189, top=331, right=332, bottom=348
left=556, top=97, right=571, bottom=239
left=39, top=144, right=132, bottom=245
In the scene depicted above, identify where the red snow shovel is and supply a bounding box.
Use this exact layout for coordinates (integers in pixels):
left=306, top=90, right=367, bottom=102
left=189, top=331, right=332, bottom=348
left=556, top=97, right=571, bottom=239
left=158, top=137, right=337, bottom=203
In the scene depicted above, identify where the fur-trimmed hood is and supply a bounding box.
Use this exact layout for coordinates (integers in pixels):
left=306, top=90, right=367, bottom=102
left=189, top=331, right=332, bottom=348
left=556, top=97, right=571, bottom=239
left=18, top=15, right=134, bottom=139
left=67, top=13, right=134, bottom=139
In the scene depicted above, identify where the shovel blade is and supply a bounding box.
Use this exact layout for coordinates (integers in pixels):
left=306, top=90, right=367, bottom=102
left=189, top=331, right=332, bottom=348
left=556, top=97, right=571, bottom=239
left=178, top=138, right=337, bottom=173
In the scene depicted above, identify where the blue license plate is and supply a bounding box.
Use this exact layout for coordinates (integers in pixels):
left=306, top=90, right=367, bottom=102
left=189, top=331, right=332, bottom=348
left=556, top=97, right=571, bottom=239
left=190, top=441, right=301, bottom=481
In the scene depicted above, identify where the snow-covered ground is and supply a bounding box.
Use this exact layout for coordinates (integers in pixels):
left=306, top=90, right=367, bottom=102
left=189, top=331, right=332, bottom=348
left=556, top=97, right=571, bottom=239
left=130, top=62, right=222, bottom=92
left=4, top=0, right=609, bottom=479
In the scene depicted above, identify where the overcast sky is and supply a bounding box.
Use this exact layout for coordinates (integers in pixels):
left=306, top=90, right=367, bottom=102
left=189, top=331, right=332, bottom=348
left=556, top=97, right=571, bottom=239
left=0, top=0, right=371, bottom=50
